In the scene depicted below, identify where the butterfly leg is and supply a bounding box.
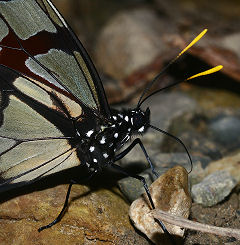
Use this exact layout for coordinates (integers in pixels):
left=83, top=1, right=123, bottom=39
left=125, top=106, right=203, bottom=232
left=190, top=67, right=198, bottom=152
left=110, top=163, right=175, bottom=244
left=38, top=168, right=97, bottom=232
left=114, top=138, right=159, bottom=178
left=38, top=179, right=76, bottom=232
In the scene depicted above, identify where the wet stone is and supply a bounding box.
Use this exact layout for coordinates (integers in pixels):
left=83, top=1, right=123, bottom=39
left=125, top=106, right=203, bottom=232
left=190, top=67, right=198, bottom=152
left=191, top=170, right=237, bottom=207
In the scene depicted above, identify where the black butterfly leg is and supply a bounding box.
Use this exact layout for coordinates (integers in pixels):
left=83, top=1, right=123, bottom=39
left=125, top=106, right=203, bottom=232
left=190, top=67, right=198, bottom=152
left=110, top=163, right=175, bottom=244
left=38, top=170, right=97, bottom=232
left=113, top=140, right=177, bottom=244
left=38, top=179, right=76, bottom=232
left=114, top=138, right=159, bottom=178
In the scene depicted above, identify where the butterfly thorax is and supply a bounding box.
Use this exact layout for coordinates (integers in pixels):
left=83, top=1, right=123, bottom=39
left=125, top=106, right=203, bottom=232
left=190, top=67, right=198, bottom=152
left=80, top=107, right=150, bottom=171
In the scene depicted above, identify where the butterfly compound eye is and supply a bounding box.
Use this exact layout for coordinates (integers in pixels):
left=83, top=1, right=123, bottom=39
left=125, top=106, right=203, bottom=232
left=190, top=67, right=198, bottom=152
left=132, top=108, right=150, bottom=131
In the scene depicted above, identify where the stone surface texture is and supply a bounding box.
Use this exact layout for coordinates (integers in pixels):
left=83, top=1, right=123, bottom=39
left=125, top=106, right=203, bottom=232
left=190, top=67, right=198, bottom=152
left=206, top=152, right=240, bottom=184
left=129, top=166, right=191, bottom=245
left=95, top=8, right=167, bottom=81
left=191, top=170, right=237, bottom=206
left=0, top=184, right=149, bottom=245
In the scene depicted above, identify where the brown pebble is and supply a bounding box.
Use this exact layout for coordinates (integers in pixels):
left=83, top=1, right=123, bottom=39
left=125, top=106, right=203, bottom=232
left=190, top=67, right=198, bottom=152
left=129, top=166, right=192, bottom=245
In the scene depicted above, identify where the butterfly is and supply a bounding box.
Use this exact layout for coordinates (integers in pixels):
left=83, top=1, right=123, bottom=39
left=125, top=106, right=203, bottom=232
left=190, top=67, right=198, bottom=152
left=0, top=0, right=222, bottom=235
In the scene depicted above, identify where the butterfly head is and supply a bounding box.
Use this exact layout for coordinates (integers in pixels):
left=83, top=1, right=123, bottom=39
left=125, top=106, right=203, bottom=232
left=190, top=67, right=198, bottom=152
left=129, top=107, right=150, bottom=134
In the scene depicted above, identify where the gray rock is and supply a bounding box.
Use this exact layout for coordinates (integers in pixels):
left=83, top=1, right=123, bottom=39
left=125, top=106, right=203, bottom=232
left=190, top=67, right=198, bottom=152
left=209, top=116, right=240, bottom=146
left=154, top=153, right=212, bottom=186
left=118, top=152, right=211, bottom=202
left=191, top=170, right=237, bottom=206
left=142, top=91, right=197, bottom=130
left=220, top=32, right=240, bottom=60
left=118, top=172, right=152, bottom=202
left=153, top=152, right=211, bottom=170
left=205, top=151, right=240, bottom=184
left=95, top=8, right=168, bottom=80
left=167, top=131, right=222, bottom=160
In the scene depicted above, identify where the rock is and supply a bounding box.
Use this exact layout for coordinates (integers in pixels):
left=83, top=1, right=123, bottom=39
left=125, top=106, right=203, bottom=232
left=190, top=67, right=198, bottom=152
left=188, top=161, right=207, bottom=186
left=95, top=8, right=169, bottom=81
left=153, top=153, right=211, bottom=187
left=94, top=8, right=180, bottom=103
left=129, top=166, right=191, bottom=245
left=142, top=92, right=197, bottom=130
left=153, top=152, right=211, bottom=170
left=118, top=172, right=152, bottom=202
left=0, top=183, right=149, bottom=245
left=205, top=152, right=240, bottom=183
left=209, top=116, right=240, bottom=147
left=191, top=170, right=237, bottom=206
left=118, top=152, right=211, bottom=203
left=166, top=131, right=222, bottom=160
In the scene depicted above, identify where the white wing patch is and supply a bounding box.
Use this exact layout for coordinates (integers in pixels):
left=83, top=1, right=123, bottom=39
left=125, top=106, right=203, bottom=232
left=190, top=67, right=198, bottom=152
left=0, top=0, right=57, bottom=40
left=0, top=18, right=8, bottom=42
left=0, top=139, right=79, bottom=184
left=25, top=49, right=97, bottom=109
left=0, top=95, right=63, bottom=139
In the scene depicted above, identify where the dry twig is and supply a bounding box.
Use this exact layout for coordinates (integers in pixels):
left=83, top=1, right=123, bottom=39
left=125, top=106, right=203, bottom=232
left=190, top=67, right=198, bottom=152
left=151, top=209, right=240, bottom=240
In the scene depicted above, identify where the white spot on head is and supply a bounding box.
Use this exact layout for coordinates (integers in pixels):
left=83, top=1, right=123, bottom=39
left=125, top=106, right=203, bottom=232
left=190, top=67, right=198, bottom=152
left=131, top=117, right=134, bottom=125
left=100, top=136, right=106, bottom=144
left=125, top=116, right=129, bottom=122
left=89, top=146, right=95, bottom=152
left=93, top=158, right=97, bottom=163
left=103, top=153, right=109, bottom=158
left=128, top=128, right=131, bottom=132
left=86, top=162, right=90, bottom=167
left=114, top=133, right=118, bottom=138
left=118, top=114, right=123, bottom=118
left=86, top=130, right=94, bottom=137
left=138, top=126, right=145, bottom=132
left=111, top=124, right=116, bottom=127
left=113, top=116, right=117, bottom=120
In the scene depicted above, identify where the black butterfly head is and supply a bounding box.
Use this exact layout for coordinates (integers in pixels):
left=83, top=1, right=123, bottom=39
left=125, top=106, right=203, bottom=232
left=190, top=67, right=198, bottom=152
left=130, top=107, right=150, bottom=134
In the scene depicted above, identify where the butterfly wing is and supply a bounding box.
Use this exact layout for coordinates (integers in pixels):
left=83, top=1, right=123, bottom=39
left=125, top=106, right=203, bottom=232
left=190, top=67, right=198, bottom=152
left=0, top=0, right=111, bottom=119
left=0, top=66, right=83, bottom=191
left=0, top=0, right=108, bottom=191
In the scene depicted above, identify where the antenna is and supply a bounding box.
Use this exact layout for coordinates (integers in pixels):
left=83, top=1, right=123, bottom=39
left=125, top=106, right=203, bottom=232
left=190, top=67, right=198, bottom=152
left=137, top=29, right=223, bottom=107
left=139, top=65, right=223, bottom=106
